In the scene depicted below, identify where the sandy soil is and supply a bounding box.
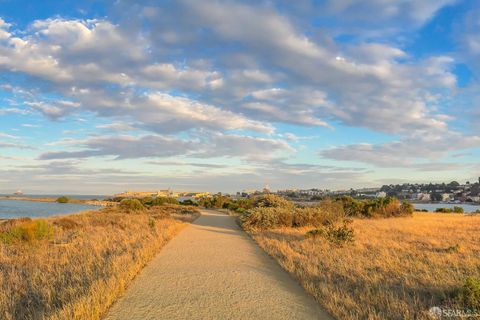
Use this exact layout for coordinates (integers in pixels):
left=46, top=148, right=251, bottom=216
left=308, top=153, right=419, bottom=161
left=104, top=210, right=332, bottom=320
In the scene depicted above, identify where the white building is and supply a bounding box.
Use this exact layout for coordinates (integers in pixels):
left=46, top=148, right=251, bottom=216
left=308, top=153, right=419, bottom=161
left=441, top=193, right=452, bottom=202
left=376, top=191, right=387, bottom=198
left=416, top=193, right=431, bottom=201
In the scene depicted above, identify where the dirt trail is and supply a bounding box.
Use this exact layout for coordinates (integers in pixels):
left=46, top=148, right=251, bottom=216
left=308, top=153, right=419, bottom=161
left=105, top=210, right=333, bottom=320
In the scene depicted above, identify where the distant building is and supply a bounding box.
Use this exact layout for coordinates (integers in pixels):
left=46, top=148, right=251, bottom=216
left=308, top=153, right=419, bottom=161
left=114, top=190, right=209, bottom=199
left=441, top=193, right=452, bottom=202
left=416, top=193, right=431, bottom=201
left=376, top=191, right=387, bottom=198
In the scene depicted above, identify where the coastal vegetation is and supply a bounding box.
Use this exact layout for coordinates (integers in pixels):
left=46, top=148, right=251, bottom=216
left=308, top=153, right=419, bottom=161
left=0, top=203, right=199, bottom=320
left=234, top=195, right=480, bottom=319
left=56, top=196, right=69, bottom=203
left=435, top=206, right=465, bottom=213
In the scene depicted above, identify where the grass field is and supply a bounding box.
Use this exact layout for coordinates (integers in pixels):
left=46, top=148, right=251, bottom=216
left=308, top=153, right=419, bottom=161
left=0, top=205, right=198, bottom=320
left=250, top=212, right=480, bottom=319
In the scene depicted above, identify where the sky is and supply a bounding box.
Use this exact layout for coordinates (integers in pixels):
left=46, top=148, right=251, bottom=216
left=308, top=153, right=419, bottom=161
left=0, top=0, right=479, bottom=194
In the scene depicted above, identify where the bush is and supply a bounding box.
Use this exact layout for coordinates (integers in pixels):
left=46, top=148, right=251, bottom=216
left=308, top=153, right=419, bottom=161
left=336, top=196, right=413, bottom=218
left=453, top=206, right=465, bottom=213
left=241, top=199, right=344, bottom=230
left=436, top=207, right=453, bottom=213
left=400, top=201, right=414, bottom=215
left=151, top=197, right=179, bottom=206
left=305, top=221, right=355, bottom=246
left=235, top=207, right=246, bottom=214
left=251, top=194, right=294, bottom=208
left=454, top=277, right=480, bottom=310
left=140, top=196, right=154, bottom=206
left=293, top=202, right=343, bottom=228
left=56, top=196, right=69, bottom=203
left=148, top=217, right=156, bottom=230
left=223, top=198, right=254, bottom=212
left=0, top=220, right=54, bottom=243
left=241, top=207, right=293, bottom=230
left=120, top=199, right=145, bottom=212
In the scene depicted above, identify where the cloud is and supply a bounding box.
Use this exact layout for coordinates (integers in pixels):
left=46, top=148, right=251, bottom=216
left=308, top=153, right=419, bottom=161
left=0, top=141, right=32, bottom=149
left=145, top=161, right=228, bottom=169
left=319, top=132, right=480, bottom=167
left=457, top=9, right=480, bottom=76
left=96, top=122, right=136, bottom=132
left=0, top=132, right=19, bottom=139
left=0, top=1, right=478, bottom=193
left=25, top=100, right=80, bottom=120
left=193, top=132, right=294, bottom=160
left=321, top=0, right=457, bottom=28
left=38, top=132, right=293, bottom=161
left=0, top=7, right=460, bottom=135
left=141, top=0, right=457, bottom=134
left=38, top=135, right=196, bottom=160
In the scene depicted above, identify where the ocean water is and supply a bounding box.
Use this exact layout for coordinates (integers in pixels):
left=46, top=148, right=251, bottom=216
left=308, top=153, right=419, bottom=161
left=414, top=203, right=480, bottom=213
left=0, top=200, right=100, bottom=219
left=0, top=194, right=106, bottom=200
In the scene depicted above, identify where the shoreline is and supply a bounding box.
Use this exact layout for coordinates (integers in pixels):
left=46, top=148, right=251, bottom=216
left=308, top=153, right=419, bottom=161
left=0, top=196, right=116, bottom=207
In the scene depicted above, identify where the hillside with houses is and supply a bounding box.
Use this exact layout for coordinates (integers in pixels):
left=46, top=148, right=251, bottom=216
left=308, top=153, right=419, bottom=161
left=271, top=179, right=480, bottom=204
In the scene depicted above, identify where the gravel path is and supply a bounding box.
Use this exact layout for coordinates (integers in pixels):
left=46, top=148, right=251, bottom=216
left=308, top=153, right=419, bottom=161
left=105, top=210, right=333, bottom=320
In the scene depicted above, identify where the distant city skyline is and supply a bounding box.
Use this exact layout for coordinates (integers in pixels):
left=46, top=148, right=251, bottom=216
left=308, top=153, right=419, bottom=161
left=0, top=0, right=479, bottom=194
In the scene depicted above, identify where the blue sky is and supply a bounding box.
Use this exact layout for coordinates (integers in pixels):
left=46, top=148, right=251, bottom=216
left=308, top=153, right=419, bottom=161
left=0, top=0, right=479, bottom=194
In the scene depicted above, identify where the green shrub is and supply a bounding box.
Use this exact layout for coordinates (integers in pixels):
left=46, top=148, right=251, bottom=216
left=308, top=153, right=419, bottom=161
left=400, top=201, right=414, bottom=215
left=0, top=220, right=54, bottom=243
left=436, top=207, right=453, bottom=213
left=56, top=196, right=69, bottom=203
left=336, top=196, right=413, bottom=218
left=242, top=199, right=344, bottom=230
left=454, top=277, right=480, bottom=310
left=453, top=206, right=464, bottom=213
left=151, top=197, right=179, bottom=206
left=252, top=194, right=294, bottom=208
left=235, top=207, right=246, bottom=214
left=140, top=196, right=154, bottom=206
left=197, top=195, right=230, bottom=208
left=120, top=199, right=145, bottom=212
left=222, top=198, right=255, bottom=212
left=148, top=217, right=156, bottom=230
left=305, top=221, right=355, bottom=246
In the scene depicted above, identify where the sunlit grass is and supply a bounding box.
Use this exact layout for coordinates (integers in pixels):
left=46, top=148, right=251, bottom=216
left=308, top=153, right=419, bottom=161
left=250, top=213, right=480, bottom=319
left=0, top=205, right=198, bottom=320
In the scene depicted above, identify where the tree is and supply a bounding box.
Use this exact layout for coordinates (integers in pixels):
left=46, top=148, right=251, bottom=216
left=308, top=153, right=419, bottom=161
left=448, top=181, right=460, bottom=188
left=430, top=193, right=443, bottom=202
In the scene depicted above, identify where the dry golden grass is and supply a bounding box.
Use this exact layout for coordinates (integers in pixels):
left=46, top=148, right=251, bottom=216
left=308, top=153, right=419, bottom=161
left=0, top=205, right=199, bottom=320
left=250, top=212, right=480, bottom=320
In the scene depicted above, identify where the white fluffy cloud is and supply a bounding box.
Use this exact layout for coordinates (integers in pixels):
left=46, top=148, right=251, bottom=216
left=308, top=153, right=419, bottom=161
left=0, top=0, right=477, bottom=193
left=0, top=6, right=459, bottom=134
